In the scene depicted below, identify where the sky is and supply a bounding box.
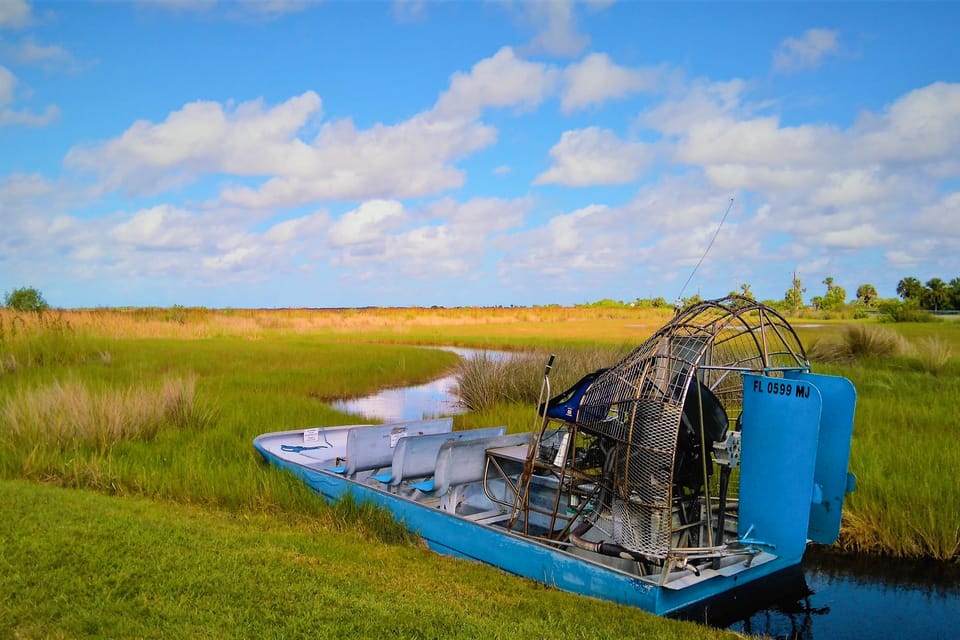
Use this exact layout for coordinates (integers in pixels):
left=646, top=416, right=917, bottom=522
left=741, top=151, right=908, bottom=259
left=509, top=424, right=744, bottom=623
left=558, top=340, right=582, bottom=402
left=1, top=0, right=959, bottom=309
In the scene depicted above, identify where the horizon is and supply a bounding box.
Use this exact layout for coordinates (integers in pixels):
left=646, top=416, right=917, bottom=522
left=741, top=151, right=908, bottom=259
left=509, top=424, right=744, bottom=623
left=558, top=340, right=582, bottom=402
left=2, top=1, right=959, bottom=308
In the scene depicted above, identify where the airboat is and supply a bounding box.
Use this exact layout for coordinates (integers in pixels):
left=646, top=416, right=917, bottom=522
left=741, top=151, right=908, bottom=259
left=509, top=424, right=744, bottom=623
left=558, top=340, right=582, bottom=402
left=254, top=296, right=856, bottom=616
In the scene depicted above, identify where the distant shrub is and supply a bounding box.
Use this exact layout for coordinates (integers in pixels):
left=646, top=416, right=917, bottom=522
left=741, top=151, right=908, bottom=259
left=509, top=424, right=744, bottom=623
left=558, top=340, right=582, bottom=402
left=4, top=287, right=49, bottom=313
left=878, top=300, right=938, bottom=323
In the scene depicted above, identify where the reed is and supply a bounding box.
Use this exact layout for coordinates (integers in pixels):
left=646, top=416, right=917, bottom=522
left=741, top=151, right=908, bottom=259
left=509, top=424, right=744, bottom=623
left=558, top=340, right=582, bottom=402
left=805, top=323, right=911, bottom=363
left=843, top=324, right=910, bottom=359
left=819, top=362, right=960, bottom=562
left=0, top=310, right=91, bottom=373
left=454, top=345, right=630, bottom=411
left=1, top=376, right=209, bottom=454
left=915, top=336, right=953, bottom=376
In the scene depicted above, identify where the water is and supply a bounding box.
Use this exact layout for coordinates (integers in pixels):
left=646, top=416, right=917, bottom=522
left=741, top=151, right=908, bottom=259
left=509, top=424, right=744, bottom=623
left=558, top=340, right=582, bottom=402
left=332, top=348, right=509, bottom=422
left=333, top=349, right=960, bottom=638
left=709, top=553, right=960, bottom=639
left=332, top=372, right=465, bottom=422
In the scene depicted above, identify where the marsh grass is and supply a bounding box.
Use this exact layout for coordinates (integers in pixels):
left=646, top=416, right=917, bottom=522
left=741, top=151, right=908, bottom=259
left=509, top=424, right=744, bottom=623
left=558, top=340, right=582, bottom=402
left=0, top=307, right=958, bottom=640
left=1, top=375, right=209, bottom=452
left=915, top=336, right=953, bottom=375
left=844, top=324, right=910, bottom=358
left=806, top=324, right=910, bottom=363
left=455, top=345, right=629, bottom=411
left=0, top=335, right=459, bottom=511
left=818, top=363, right=960, bottom=562
left=0, top=310, right=91, bottom=373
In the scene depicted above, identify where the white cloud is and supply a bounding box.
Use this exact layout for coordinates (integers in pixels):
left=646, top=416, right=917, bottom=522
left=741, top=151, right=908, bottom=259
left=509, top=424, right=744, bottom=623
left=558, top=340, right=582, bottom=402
left=524, top=0, right=590, bottom=57
left=642, top=78, right=747, bottom=136
left=219, top=114, right=495, bottom=207
left=704, top=164, right=820, bottom=192
left=808, top=169, right=900, bottom=208
left=647, top=80, right=960, bottom=267
left=67, top=48, right=564, bottom=208
left=561, top=53, right=659, bottom=113
left=0, top=172, right=51, bottom=202
left=677, top=116, right=838, bottom=167
left=393, top=0, right=426, bottom=22
left=424, top=196, right=529, bottom=233
left=773, top=28, right=840, bottom=73
left=143, top=0, right=307, bottom=19
left=328, top=200, right=406, bottom=247
left=65, top=92, right=324, bottom=194
left=851, top=82, right=960, bottom=163
left=433, top=47, right=559, bottom=119
left=201, top=245, right=267, bottom=273
left=0, top=65, right=14, bottom=106
left=5, top=37, right=84, bottom=72
left=820, top=223, right=895, bottom=249
left=110, top=205, right=204, bottom=250
left=263, top=210, right=329, bottom=244
left=0, top=0, right=31, bottom=28
left=913, top=192, right=960, bottom=236
left=534, top=127, right=655, bottom=186
left=328, top=196, right=529, bottom=281
left=497, top=204, right=628, bottom=282
left=0, top=103, right=60, bottom=127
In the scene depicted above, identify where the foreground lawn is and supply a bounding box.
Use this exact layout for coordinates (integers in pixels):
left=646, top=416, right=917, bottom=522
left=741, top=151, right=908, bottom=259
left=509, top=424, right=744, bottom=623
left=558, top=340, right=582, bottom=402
left=0, top=480, right=737, bottom=640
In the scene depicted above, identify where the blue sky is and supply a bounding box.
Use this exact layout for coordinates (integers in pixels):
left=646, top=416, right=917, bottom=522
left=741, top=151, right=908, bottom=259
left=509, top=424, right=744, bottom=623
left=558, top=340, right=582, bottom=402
left=2, top=0, right=959, bottom=308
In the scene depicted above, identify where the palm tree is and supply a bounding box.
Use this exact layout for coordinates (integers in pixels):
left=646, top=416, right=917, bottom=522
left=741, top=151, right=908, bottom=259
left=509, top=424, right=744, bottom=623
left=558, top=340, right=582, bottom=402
left=856, top=284, right=878, bottom=307
left=896, top=277, right=924, bottom=301
left=923, top=278, right=948, bottom=311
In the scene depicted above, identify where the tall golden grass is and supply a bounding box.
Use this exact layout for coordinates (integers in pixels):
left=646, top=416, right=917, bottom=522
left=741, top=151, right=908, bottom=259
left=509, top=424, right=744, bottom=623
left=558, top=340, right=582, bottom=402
left=0, top=306, right=671, bottom=342
left=1, top=375, right=209, bottom=453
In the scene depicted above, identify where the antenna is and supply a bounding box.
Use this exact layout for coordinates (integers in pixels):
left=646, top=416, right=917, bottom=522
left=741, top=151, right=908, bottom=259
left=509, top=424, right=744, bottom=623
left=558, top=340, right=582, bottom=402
left=676, top=197, right=734, bottom=304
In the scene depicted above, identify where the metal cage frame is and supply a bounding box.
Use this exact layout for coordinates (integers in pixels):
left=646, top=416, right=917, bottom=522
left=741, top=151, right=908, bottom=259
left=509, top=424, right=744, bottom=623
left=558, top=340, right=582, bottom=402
left=573, top=295, right=810, bottom=559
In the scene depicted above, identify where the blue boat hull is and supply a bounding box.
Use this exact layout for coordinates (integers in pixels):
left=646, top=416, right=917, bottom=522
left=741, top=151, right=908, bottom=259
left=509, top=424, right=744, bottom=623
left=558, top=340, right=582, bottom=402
left=254, top=438, right=798, bottom=616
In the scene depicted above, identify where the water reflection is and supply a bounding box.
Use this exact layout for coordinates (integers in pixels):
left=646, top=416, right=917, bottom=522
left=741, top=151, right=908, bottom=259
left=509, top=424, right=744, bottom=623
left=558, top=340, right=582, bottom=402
left=331, top=348, right=510, bottom=423
left=332, top=373, right=464, bottom=423
left=706, top=553, right=960, bottom=639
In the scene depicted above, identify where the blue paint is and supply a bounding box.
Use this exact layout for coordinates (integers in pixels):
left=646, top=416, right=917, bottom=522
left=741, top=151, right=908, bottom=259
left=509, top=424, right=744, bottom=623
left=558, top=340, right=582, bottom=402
left=785, top=371, right=857, bottom=544
left=740, top=373, right=822, bottom=561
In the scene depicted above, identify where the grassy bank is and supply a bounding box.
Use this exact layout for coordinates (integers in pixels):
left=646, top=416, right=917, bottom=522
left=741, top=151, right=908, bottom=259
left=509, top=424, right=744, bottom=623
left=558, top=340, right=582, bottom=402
left=1, top=480, right=735, bottom=640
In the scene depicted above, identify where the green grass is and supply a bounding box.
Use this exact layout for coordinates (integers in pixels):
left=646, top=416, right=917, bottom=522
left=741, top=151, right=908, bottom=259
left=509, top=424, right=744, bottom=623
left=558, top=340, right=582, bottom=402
left=0, top=480, right=736, bottom=640
left=821, top=362, right=960, bottom=561
left=1, top=309, right=958, bottom=638
left=1, top=335, right=460, bottom=512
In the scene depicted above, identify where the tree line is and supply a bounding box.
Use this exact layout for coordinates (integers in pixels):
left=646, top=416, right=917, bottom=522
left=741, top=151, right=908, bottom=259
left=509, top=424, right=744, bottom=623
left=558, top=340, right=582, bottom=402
left=894, top=277, right=960, bottom=311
